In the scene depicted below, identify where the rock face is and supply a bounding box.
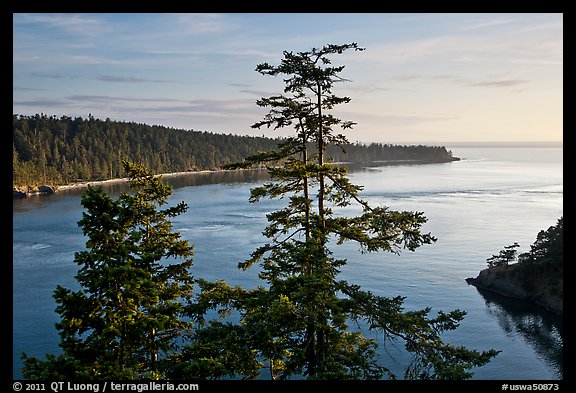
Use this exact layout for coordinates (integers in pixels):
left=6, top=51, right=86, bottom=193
left=13, top=186, right=27, bottom=198
left=12, top=185, right=58, bottom=198
left=466, top=268, right=529, bottom=298
left=38, top=185, right=57, bottom=194
left=466, top=266, right=562, bottom=317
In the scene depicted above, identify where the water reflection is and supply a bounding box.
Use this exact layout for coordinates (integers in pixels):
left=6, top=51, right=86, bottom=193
left=12, top=162, right=420, bottom=212
left=473, top=287, right=563, bottom=379
left=13, top=169, right=271, bottom=213
left=164, top=169, right=269, bottom=189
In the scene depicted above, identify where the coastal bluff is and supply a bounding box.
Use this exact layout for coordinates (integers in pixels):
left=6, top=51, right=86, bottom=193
left=466, top=265, right=563, bottom=317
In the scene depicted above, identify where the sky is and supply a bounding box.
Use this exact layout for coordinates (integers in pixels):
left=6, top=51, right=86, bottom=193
left=12, top=13, right=563, bottom=143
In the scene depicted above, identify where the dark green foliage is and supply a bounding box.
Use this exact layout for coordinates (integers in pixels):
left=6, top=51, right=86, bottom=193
left=12, top=113, right=456, bottom=188
left=170, top=320, right=263, bottom=380
left=518, top=217, right=563, bottom=269
left=516, top=217, right=563, bottom=287
left=12, top=114, right=279, bottom=186
left=177, top=43, right=497, bottom=380
left=484, top=217, right=563, bottom=305
left=21, top=160, right=195, bottom=380
left=326, top=143, right=457, bottom=164
left=487, top=242, right=520, bottom=268
left=488, top=217, right=563, bottom=278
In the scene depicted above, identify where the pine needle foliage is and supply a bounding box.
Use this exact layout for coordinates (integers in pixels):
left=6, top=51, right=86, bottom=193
left=22, top=160, right=195, bottom=379
left=175, top=43, right=498, bottom=380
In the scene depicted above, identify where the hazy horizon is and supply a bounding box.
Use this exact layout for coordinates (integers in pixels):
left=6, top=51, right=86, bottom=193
left=11, top=112, right=563, bottom=148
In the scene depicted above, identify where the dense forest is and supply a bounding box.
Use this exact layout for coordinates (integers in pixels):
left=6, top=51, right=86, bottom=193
left=13, top=114, right=458, bottom=188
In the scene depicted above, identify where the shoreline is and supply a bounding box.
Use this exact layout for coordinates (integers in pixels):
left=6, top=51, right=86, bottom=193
left=14, top=157, right=459, bottom=198
left=57, top=168, right=253, bottom=192
left=466, top=268, right=562, bottom=317
left=13, top=168, right=255, bottom=198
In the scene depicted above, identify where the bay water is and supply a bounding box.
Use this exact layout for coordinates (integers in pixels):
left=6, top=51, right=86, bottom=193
left=12, top=142, right=563, bottom=380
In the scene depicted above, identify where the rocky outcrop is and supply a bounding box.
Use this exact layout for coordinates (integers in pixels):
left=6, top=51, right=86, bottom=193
left=13, top=186, right=28, bottom=198
left=12, top=185, right=58, bottom=198
left=466, top=266, right=562, bottom=317
left=37, top=185, right=57, bottom=194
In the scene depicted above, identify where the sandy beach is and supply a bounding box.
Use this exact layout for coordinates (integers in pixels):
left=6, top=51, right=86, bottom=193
left=56, top=169, right=240, bottom=192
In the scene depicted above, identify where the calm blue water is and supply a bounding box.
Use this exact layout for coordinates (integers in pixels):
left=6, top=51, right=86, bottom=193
left=12, top=143, right=563, bottom=380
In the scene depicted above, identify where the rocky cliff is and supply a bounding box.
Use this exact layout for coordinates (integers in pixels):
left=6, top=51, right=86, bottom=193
left=466, top=265, right=562, bottom=317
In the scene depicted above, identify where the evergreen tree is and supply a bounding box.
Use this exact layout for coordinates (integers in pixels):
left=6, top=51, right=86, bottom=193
left=22, top=160, right=195, bottom=379
left=519, top=217, right=563, bottom=268
left=487, top=243, right=520, bottom=268
left=174, top=43, right=498, bottom=380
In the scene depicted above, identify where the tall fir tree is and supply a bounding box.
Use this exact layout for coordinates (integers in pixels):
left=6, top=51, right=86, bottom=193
left=174, top=43, right=498, bottom=380
left=22, top=160, right=195, bottom=379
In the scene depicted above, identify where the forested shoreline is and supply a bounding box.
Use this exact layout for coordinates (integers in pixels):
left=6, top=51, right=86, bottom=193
left=466, top=217, right=563, bottom=316
left=13, top=114, right=458, bottom=191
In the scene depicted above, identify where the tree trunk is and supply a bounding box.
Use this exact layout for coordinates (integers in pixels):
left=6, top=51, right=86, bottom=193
left=301, top=120, right=311, bottom=243
left=305, top=323, right=317, bottom=376
left=316, top=81, right=325, bottom=228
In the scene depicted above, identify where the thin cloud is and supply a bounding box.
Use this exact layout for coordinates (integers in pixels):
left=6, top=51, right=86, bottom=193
left=469, top=79, right=529, bottom=88
left=455, top=18, right=518, bottom=32
left=95, top=75, right=174, bottom=84
left=27, top=72, right=173, bottom=84
left=345, top=84, right=394, bottom=93
left=68, top=95, right=185, bottom=104
left=338, top=110, right=461, bottom=128
left=48, top=95, right=255, bottom=114
left=391, top=75, right=423, bottom=82
left=175, top=13, right=236, bottom=35
left=391, top=74, right=458, bottom=82
left=387, top=73, right=530, bottom=91
left=95, top=75, right=148, bottom=83
left=14, top=13, right=110, bottom=36
left=29, top=71, right=77, bottom=79
left=13, top=86, right=45, bottom=91
left=64, top=55, right=123, bottom=65
left=352, top=17, right=562, bottom=67
left=238, top=88, right=276, bottom=97
left=14, top=99, right=69, bottom=107
left=186, top=98, right=255, bottom=112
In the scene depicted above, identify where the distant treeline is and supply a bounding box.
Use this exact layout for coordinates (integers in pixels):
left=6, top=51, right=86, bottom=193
left=13, top=114, right=457, bottom=187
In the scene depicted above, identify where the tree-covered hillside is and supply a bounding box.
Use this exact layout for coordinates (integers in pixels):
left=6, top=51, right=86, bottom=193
left=13, top=114, right=457, bottom=188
